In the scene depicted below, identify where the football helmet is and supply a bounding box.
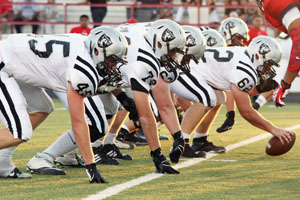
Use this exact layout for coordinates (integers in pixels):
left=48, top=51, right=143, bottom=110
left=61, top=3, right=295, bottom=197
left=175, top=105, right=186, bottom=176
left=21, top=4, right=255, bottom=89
left=219, top=17, right=249, bottom=46
left=85, top=26, right=128, bottom=82
left=145, top=19, right=186, bottom=73
left=202, top=29, right=227, bottom=47
left=247, top=36, right=282, bottom=80
left=181, top=26, right=206, bottom=72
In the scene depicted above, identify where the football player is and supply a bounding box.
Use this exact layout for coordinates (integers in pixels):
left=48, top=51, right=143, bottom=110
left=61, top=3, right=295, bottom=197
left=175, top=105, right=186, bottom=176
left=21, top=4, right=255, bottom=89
left=256, top=0, right=300, bottom=106
left=0, top=26, right=128, bottom=183
left=184, top=36, right=294, bottom=147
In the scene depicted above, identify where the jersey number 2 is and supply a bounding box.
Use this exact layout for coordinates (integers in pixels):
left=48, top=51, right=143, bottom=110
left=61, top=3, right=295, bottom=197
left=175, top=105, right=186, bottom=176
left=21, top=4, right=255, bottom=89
left=29, top=39, right=70, bottom=58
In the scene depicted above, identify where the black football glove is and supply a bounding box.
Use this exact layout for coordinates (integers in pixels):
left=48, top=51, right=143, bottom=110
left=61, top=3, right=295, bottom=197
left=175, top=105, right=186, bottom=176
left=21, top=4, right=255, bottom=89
left=216, top=111, right=235, bottom=133
left=151, top=148, right=179, bottom=174
left=169, top=131, right=184, bottom=164
left=85, top=163, right=108, bottom=184
left=116, top=92, right=139, bottom=121
left=256, top=77, right=279, bottom=93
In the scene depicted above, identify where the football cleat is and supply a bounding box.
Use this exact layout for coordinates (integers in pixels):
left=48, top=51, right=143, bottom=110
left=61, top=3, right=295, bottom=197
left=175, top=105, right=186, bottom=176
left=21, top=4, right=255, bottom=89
left=3, top=168, right=32, bottom=179
left=54, top=151, right=85, bottom=167
left=101, top=144, right=132, bottom=160
left=136, top=128, right=169, bottom=141
left=252, top=102, right=260, bottom=110
left=26, top=152, right=66, bottom=175
left=114, top=137, right=135, bottom=149
left=182, top=144, right=206, bottom=158
left=92, top=147, right=119, bottom=165
left=192, top=139, right=226, bottom=153
left=118, top=128, right=147, bottom=146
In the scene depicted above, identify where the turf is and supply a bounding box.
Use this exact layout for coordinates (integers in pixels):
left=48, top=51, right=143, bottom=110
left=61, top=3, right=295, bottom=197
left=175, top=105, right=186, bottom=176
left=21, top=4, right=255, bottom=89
left=0, top=100, right=299, bottom=200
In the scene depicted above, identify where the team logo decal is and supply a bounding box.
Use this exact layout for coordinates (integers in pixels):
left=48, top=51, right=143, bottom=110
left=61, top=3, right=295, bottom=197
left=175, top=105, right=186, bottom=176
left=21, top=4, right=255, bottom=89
left=225, top=21, right=235, bottom=30
left=258, top=43, right=271, bottom=55
left=162, top=28, right=175, bottom=42
left=207, top=36, right=217, bottom=47
left=98, top=34, right=113, bottom=48
left=186, top=35, right=196, bottom=47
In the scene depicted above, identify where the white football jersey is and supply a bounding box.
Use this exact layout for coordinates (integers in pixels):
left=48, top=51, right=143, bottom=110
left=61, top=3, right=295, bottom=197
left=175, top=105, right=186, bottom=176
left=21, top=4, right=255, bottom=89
left=0, top=33, right=101, bottom=96
left=192, top=46, right=258, bottom=92
left=117, top=23, right=160, bottom=93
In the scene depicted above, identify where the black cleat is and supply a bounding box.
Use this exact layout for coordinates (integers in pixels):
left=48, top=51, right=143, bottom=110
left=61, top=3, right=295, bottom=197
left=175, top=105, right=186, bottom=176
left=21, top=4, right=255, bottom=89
left=136, top=128, right=168, bottom=140
left=182, top=144, right=206, bottom=158
left=252, top=102, right=260, bottom=110
left=102, top=144, right=132, bottom=160
left=4, top=168, right=32, bottom=179
left=93, top=147, right=119, bottom=165
left=125, top=133, right=148, bottom=146
left=216, top=111, right=235, bottom=133
left=192, top=139, right=226, bottom=153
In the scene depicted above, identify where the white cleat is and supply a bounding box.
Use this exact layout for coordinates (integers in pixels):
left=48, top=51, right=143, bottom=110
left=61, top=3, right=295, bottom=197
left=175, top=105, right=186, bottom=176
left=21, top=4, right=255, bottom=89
left=54, top=151, right=84, bottom=167
left=26, top=152, right=66, bottom=175
left=1, top=167, right=32, bottom=179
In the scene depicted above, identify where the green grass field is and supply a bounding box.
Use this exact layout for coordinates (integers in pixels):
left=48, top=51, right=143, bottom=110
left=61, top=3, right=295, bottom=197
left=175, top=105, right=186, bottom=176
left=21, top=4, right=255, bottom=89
left=1, top=100, right=300, bottom=200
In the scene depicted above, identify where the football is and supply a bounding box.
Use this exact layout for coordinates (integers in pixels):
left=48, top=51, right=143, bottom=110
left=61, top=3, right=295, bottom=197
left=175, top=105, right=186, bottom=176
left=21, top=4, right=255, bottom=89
left=266, top=133, right=296, bottom=156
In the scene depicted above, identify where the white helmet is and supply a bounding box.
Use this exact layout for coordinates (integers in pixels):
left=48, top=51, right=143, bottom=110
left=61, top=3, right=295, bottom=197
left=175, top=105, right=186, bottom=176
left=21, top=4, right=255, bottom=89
left=85, top=26, right=128, bottom=80
left=145, top=19, right=186, bottom=72
left=202, top=29, right=227, bottom=47
left=182, top=26, right=206, bottom=72
left=219, top=17, right=249, bottom=46
left=247, top=36, right=282, bottom=80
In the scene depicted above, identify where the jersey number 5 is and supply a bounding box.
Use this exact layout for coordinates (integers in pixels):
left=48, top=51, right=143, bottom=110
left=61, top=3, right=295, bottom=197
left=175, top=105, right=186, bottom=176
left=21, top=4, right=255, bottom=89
left=29, top=39, right=70, bottom=58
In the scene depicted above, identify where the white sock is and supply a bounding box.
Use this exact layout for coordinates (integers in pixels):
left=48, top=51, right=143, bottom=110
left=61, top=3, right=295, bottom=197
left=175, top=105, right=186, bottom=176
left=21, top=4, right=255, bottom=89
left=255, top=95, right=267, bottom=107
left=0, top=146, right=16, bottom=176
left=92, top=139, right=103, bottom=148
left=43, top=130, right=78, bottom=158
left=193, top=132, right=208, bottom=139
left=157, top=121, right=163, bottom=127
left=121, top=124, right=129, bottom=132
left=103, top=133, right=117, bottom=145
left=182, top=132, right=190, bottom=140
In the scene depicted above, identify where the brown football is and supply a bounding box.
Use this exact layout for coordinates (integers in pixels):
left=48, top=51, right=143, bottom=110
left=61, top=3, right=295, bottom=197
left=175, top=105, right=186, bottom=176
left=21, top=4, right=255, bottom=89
left=265, top=133, right=296, bottom=156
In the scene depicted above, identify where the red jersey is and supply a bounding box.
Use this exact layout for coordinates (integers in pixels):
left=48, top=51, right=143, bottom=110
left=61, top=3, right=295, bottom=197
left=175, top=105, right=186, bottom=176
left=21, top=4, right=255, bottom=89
left=0, top=0, right=12, bottom=15
left=70, top=26, right=92, bottom=36
left=245, top=28, right=267, bottom=46
left=263, top=0, right=300, bottom=33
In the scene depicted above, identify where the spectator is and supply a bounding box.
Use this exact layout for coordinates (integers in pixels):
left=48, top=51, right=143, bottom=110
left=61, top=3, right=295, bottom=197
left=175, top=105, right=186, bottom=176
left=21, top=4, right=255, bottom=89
left=159, top=0, right=173, bottom=19
left=224, top=0, right=245, bottom=21
left=14, top=0, right=40, bottom=34
left=245, top=15, right=267, bottom=46
left=244, top=0, right=261, bottom=24
left=80, top=0, right=107, bottom=27
left=175, top=0, right=201, bottom=23
left=40, top=0, right=58, bottom=34
left=0, top=0, right=13, bottom=33
left=207, top=0, right=220, bottom=25
left=70, top=15, right=92, bottom=36
left=133, top=0, right=161, bottom=22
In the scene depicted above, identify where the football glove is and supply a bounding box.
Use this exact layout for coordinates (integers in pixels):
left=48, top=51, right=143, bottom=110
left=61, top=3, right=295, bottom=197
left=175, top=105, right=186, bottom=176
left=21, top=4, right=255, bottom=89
left=216, top=111, right=235, bottom=133
left=151, top=148, right=179, bottom=174
left=256, top=78, right=279, bottom=93
left=85, top=163, right=107, bottom=184
left=169, top=131, right=184, bottom=164
left=273, top=80, right=291, bottom=107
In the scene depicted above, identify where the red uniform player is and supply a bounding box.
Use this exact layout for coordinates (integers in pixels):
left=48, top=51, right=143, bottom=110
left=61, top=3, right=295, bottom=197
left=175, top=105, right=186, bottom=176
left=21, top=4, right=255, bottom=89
left=257, top=0, right=300, bottom=106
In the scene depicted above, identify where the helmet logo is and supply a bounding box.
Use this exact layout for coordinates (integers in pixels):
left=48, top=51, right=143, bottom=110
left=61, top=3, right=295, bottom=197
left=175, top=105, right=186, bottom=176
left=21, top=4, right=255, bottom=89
left=258, top=43, right=271, bottom=55
left=225, top=21, right=235, bottom=30
left=207, top=36, right=217, bottom=47
left=186, top=35, right=196, bottom=47
left=162, top=28, right=175, bottom=42
left=98, top=34, right=113, bottom=48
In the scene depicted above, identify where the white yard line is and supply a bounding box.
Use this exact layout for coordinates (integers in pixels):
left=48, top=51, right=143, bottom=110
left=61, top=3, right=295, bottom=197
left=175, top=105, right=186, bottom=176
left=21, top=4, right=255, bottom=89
left=83, top=124, right=300, bottom=200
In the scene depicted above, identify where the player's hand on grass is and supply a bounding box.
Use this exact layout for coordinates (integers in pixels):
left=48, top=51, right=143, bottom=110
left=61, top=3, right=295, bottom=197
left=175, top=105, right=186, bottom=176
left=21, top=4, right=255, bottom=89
left=169, top=131, right=184, bottom=163
left=151, top=148, right=180, bottom=174
left=273, top=80, right=291, bottom=107
left=85, top=163, right=108, bottom=183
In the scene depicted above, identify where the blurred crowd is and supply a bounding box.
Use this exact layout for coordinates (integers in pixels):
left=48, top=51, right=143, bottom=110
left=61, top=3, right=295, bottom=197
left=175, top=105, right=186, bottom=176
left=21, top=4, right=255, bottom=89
left=0, top=0, right=267, bottom=36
